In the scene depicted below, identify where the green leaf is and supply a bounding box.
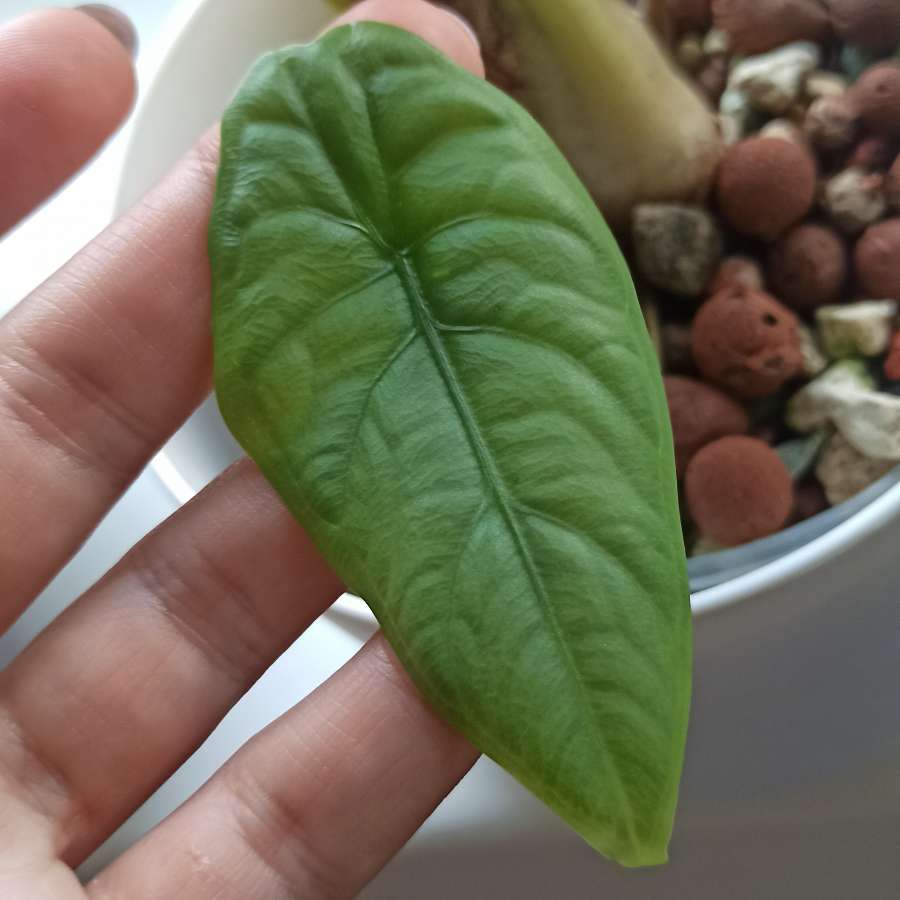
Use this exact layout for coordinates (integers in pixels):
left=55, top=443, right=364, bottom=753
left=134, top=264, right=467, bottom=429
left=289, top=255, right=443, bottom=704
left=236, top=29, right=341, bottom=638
left=210, top=23, right=691, bottom=868
left=776, top=430, right=830, bottom=481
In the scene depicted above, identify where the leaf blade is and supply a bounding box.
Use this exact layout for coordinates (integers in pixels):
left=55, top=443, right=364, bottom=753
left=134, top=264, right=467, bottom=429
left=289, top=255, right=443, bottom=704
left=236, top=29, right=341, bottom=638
left=210, top=22, right=691, bottom=867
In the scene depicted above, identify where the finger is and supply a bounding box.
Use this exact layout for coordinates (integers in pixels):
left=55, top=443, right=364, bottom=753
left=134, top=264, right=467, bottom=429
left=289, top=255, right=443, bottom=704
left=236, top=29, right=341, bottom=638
left=0, top=460, right=342, bottom=866
left=333, top=0, right=484, bottom=77
left=0, top=128, right=220, bottom=632
left=77, top=5, right=139, bottom=58
left=0, top=0, right=482, bottom=634
left=86, top=636, right=478, bottom=900
left=0, top=7, right=136, bottom=236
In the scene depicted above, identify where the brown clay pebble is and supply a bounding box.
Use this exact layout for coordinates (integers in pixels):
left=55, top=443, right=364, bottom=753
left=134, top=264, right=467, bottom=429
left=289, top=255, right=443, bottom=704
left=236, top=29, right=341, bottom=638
left=767, top=223, right=847, bottom=312
left=848, top=137, right=894, bottom=173
left=667, top=0, right=711, bottom=33
left=664, top=375, right=750, bottom=475
left=708, top=255, right=765, bottom=295
left=711, top=0, right=831, bottom=55
left=885, top=332, right=900, bottom=381
left=854, top=218, right=900, bottom=300
left=716, top=138, right=817, bottom=241
left=692, top=287, right=804, bottom=397
left=685, top=436, right=794, bottom=546
left=851, top=63, right=900, bottom=140
left=887, top=156, right=900, bottom=212
left=828, top=0, right=900, bottom=57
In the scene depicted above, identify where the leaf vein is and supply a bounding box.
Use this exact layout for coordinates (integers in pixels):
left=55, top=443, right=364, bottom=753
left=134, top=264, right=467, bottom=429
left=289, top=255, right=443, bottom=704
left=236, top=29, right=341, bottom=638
left=339, top=329, right=418, bottom=508
left=512, top=503, right=667, bottom=684
left=388, top=120, right=501, bottom=182
left=434, top=321, right=608, bottom=400
left=404, top=212, right=594, bottom=254
left=246, top=205, right=374, bottom=240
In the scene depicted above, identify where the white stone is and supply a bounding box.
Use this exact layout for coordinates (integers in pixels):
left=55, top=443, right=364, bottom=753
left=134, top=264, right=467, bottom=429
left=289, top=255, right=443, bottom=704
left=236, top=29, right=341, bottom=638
left=817, top=300, right=898, bottom=358
left=719, top=89, right=753, bottom=142
left=631, top=204, right=722, bottom=297
left=676, top=34, right=705, bottom=72
left=823, top=168, right=887, bottom=236
left=786, top=360, right=874, bottom=432
left=718, top=113, right=744, bottom=146
left=832, top=392, right=900, bottom=461
left=703, top=28, right=730, bottom=57
left=804, top=70, right=848, bottom=101
left=798, top=324, right=828, bottom=377
left=759, top=118, right=808, bottom=147
left=728, top=42, right=821, bottom=115
left=815, top=433, right=896, bottom=506
left=804, top=95, right=859, bottom=153
left=788, top=356, right=900, bottom=461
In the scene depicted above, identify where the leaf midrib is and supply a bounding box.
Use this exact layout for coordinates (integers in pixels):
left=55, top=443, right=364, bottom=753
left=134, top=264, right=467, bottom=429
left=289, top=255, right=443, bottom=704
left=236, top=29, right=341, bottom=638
left=397, top=258, right=593, bottom=694
left=393, top=249, right=637, bottom=838
left=392, top=252, right=553, bottom=617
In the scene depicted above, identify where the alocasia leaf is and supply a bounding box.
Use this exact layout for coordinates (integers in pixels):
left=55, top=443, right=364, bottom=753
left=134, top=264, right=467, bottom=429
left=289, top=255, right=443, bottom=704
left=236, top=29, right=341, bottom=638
left=210, top=22, right=691, bottom=867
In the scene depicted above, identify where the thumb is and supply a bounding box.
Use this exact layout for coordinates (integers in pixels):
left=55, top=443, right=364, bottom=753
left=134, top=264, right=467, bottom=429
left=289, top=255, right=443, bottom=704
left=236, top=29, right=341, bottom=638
left=331, top=0, right=484, bottom=78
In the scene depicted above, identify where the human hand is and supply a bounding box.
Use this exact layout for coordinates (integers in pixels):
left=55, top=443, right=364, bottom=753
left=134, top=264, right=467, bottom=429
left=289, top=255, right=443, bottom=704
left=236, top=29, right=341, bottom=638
left=0, top=3, right=482, bottom=897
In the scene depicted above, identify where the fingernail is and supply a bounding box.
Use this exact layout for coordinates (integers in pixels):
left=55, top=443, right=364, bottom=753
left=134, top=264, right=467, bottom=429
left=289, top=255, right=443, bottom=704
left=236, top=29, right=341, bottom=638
left=431, top=3, right=481, bottom=53
left=75, top=4, right=138, bottom=58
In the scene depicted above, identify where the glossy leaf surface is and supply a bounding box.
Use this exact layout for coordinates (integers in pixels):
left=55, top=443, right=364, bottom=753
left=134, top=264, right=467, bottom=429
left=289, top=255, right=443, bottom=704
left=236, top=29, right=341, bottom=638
left=210, top=23, right=691, bottom=867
